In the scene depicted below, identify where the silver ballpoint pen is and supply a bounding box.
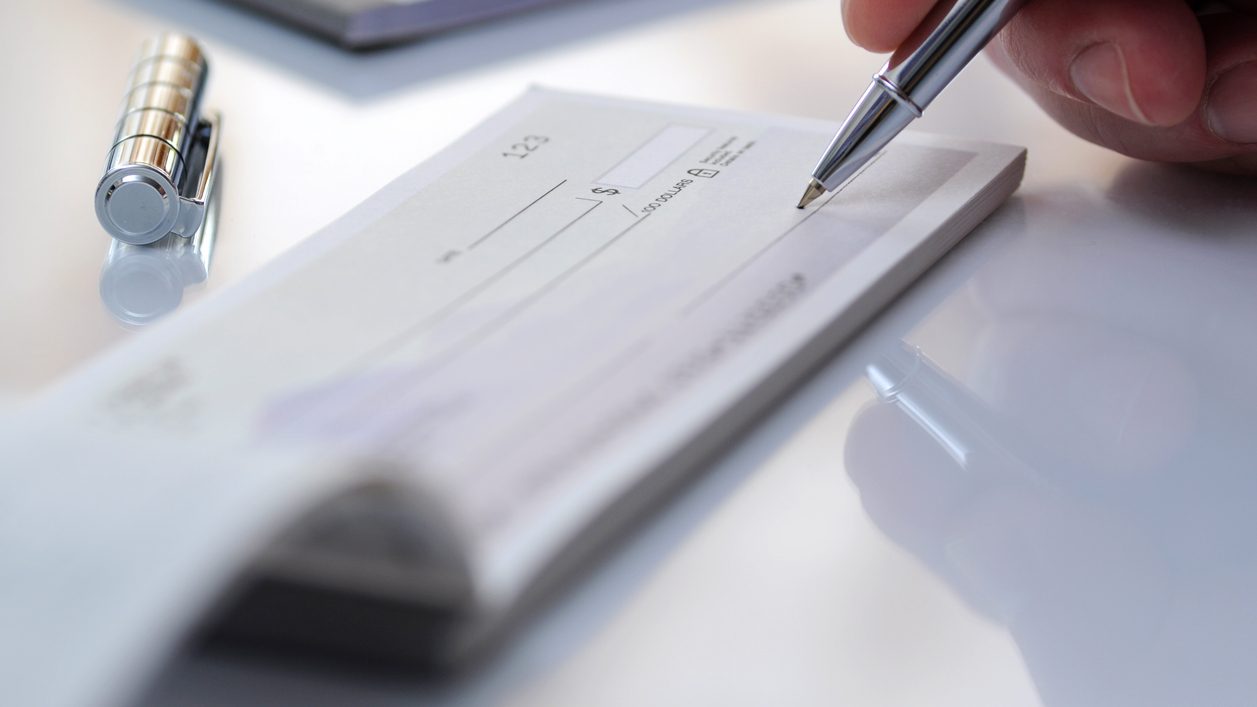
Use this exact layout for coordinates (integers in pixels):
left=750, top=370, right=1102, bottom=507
left=797, top=0, right=1028, bottom=208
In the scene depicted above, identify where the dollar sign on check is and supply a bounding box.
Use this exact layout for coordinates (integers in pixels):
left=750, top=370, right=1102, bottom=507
left=592, top=187, right=621, bottom=196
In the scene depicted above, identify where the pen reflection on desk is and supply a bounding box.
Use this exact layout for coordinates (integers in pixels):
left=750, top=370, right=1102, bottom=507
left=797, top=0, right=1027, bottom=208
left=99, top=188, right=219, bottom=327
left=854, top=337, right=1257, bottom=706
left=866, top=340, right=1041, bottom=479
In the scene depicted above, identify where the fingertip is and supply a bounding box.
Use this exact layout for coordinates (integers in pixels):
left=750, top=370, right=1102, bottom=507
left=1118, top=5, right=1208, bottom=126
left=841, top=0, right=938, bottom=53
left=1068, top=42, right=1152, bottom=125
left=840, top=0, right=892, bottom=52
left=1065, top=40, right=1204, bottom=127
left=840, top=0, right=857, bottom=47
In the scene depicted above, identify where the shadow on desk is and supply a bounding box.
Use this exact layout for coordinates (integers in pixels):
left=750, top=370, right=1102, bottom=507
left=111, top=0, right=757, bottom=101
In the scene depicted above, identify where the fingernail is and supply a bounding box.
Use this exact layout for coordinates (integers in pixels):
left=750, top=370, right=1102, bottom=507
left=1069, top=42, right=1150, bottom=124
left=1207, top=61, right=1257, bottom=144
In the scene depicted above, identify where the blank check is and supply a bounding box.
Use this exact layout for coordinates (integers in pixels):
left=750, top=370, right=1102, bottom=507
left=54, top=87, right=1024, bottom=618
left=2, top=90, right=1026, bottom=707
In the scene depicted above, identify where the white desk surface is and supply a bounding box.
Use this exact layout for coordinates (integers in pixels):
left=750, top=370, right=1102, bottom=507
left=3, top=1, right=1256, bottom=705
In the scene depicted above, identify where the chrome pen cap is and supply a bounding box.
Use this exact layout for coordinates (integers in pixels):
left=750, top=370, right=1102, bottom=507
left=95, top=34, right=221, bottom=246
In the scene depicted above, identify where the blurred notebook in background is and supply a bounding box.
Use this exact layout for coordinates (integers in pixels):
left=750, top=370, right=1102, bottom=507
left=224, top=0, right=577, bottom=48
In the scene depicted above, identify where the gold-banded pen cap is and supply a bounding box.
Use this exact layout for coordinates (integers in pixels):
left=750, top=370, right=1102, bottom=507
left=95, top=33, right=221, bottom=246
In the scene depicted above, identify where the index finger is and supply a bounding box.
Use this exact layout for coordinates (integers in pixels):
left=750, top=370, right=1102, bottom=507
left=843, top=0, right=941, bottom=52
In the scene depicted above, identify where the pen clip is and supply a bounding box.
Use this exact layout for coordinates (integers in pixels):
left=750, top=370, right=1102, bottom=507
left=173, top=112, right=221, bottom=238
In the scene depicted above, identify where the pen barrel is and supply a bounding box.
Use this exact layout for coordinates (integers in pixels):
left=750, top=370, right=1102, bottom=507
left=95, top=34, right=212, bottom=245
left=879, top=0, right=1027, bottom=110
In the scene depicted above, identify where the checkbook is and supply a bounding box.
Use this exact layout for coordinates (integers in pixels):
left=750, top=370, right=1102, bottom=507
left=2, top=89, right=1023, bottom=707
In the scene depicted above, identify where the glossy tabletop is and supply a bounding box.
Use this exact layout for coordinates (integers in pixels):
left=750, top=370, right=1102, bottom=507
left=2, top=1, right=1256, bottom=705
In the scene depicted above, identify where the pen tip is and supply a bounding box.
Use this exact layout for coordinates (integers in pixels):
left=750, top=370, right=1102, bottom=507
left=796, top=180, right=825, bottom=209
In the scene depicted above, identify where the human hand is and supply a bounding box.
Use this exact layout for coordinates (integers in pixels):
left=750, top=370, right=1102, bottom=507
left=841, top=0, right=1257, bottom=173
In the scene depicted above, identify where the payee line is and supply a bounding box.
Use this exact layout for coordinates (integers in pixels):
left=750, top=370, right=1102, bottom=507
left=469, top=179, right=568, bottom=250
